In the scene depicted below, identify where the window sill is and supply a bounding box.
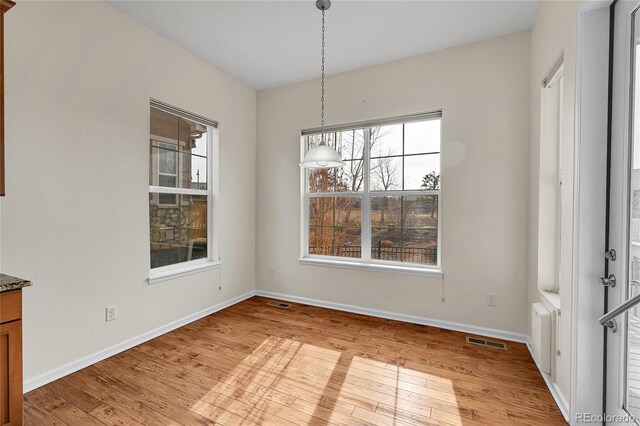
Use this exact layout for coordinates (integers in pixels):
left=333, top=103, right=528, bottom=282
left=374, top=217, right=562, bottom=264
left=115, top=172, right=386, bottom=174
left=539, top=290, right=561, bottom=313
left=148, top=261, right=220, bottom=285
left=298, top=257, right=443, bottom=278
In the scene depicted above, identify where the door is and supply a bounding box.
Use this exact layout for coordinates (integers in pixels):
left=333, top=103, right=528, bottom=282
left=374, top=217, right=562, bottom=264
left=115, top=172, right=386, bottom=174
left=0, top=320, right=22, bottom=426
left=607, top=1, right=640, bottom=423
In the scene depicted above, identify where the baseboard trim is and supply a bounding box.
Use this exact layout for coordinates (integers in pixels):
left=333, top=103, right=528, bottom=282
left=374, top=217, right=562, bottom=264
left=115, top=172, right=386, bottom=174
left=255, top=290, right=529, bottom=343
left=23, top=290, right=256, bottom=393
left=525, top=342, right=570, bottom=423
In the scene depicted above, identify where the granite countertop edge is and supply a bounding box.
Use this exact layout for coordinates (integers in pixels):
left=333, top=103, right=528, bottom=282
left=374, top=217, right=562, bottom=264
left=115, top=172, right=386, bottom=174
left=0, top=274, right=32, bottom=293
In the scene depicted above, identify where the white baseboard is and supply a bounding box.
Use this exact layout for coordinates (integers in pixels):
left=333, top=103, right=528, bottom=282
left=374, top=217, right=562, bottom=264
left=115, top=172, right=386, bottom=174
left=525, top=341, right=570, bottom=423
left=23, top=290, right=256, bottom=393
left=255, top=290, right=529, bottom=343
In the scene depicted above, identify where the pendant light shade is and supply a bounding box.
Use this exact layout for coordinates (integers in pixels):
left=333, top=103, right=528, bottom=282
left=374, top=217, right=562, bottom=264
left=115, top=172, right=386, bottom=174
left=300, top=0, right=344, bottom=169
left=300, top=144, right=344, bottom=168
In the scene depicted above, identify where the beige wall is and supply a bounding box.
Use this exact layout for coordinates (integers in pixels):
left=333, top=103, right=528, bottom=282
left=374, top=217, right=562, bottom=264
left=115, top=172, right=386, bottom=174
left=256, top=31, right=531, bottom=334
left=0, top=0, right=581, bottom=402
left=1, top=1, right=256, bottom=381
left=529, top=0, right=580, bottom=404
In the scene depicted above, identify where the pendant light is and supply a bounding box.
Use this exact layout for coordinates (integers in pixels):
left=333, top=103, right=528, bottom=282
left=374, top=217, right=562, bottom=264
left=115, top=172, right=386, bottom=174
left=300, top=0, right=345, bottom=169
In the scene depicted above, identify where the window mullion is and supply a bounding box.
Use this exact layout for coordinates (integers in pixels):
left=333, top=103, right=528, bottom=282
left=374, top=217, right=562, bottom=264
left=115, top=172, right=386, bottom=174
left=362, top=127, right=372, bottom=261
left=149, top=186, right=208, bottom=196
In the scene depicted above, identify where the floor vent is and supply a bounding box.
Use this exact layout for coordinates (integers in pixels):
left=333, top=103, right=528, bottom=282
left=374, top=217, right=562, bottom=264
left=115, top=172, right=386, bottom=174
left=267, top=301, right=291, bottom=309
left=466, top=336, right=507, bottom=350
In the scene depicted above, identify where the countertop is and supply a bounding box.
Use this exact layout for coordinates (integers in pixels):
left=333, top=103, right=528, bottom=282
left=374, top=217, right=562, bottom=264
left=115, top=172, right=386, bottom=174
left=0, top=274, right=32, bottom=293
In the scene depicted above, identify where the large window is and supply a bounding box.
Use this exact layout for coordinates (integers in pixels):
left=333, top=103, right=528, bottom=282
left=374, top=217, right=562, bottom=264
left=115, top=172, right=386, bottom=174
left=149, top=100, right=219, bottom=281
left=301, top=112, right=442, bottom=273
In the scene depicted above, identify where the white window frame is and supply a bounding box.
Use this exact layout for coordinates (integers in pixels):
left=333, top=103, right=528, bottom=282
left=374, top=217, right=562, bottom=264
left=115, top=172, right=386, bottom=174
left=148, top=100, right=220, bottom=284
left=299, top=112, right=443, bottom=277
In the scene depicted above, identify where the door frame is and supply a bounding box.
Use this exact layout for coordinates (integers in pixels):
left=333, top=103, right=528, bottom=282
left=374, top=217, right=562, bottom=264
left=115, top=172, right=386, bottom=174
left=573, top=1, right=613, bottom=423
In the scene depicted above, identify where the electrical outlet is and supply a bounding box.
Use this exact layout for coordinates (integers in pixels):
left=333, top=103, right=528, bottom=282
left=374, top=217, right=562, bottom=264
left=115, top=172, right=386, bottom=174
left=486, top=294, right=497, bottom=307
left=270, top=268, right=275, bottom=278
left=106, top=306, right=117, bottom=322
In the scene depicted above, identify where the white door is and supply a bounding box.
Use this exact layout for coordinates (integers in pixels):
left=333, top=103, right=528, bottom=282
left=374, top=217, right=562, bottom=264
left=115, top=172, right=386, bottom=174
left=607, top=1, right=640, bottom=424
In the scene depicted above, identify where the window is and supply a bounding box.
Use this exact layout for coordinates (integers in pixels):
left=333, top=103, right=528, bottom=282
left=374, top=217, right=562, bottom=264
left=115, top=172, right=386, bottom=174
left=538, top=58, right=566, bottom=295
left=149, top=100, right=219, bottom=281
left=301, top=112, right=442, bottom=273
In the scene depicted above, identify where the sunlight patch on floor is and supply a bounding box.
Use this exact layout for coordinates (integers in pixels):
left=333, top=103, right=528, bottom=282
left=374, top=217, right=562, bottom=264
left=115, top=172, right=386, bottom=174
left=191, top=336, right=343, bottom=423
left=176, top=327, right=477, bottom=426
left=382, top=360, right=466, bottom=425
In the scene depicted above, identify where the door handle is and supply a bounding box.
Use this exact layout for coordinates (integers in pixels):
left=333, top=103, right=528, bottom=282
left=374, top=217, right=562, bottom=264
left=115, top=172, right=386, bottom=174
left=605, top=249, right=617, bottom=261
left=601, top=274, right=617, bottom=287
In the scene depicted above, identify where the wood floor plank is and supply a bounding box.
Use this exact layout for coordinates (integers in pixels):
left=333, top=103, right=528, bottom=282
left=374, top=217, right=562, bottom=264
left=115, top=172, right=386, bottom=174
left=23, top=394, right=69, bottom=426
left=24, top=296, right=566, bottom=426
left=43, top=378, right=105, bottom=413
left=49, top=401, right=107, bottom=426
left=88, top=403, right=148, bottom=426
left=60, top=371, right=185, bottom=426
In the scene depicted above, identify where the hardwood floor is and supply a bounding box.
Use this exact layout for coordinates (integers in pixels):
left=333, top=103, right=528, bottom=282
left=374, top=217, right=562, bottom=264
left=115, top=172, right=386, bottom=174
left=23, top=296, right=565, bottom=425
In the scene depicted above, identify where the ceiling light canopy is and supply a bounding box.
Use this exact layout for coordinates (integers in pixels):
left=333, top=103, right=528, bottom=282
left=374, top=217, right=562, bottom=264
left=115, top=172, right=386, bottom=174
left=300, top=0, right=344, bottom=169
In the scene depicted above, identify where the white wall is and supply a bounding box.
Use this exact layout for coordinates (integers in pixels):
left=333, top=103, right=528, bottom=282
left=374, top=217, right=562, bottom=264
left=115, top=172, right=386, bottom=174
left=256, top=32, right=531, bottom=334
left=528, top=0, right=580, bottom=407
left=1, top=1, right=256, bottom=381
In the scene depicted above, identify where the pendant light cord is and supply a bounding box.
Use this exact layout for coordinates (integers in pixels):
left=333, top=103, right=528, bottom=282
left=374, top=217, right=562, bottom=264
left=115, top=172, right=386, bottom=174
left=320, top=8, right=326, bottom=146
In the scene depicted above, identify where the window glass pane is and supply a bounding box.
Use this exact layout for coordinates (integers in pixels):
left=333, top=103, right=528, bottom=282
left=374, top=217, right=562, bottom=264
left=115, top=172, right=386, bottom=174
left=308, top=160, right=365, bottom=193
left=190, top=131, right=208, bottom=190
left=304, top=129, right=367, bottom=193
left=151, top=107, right=179, bottom=141
left=370, top=124, right=403, bottom=158
left=309, top=168, right=337, bottom=193
left=405, top=119, right=441, bottom=155
left=339, top=159, right=365, bottom=192
left=158, top=144, right=177, bottom=174
left=192, top=129, right=208, bottom=157
left=371, top=195, right=438, bottom=265
left=309, top=197, right=361, bottom=258
left=172, top=150, right=207, bottom=191
left=159, top=193, right=177, bottom=206
left=371, top=196, right=402, bottom=261
left=370, top=156, right=402, bottom=191
left=191, top=154, right=207, bottom=190
left=337, top=129, right=365, bottom=161
left=402, top=195, right=438, bottom=265
left=159, top=175, right=177, bottom=188
left=150, top=107, right=208, bottom=191
left=150, top=194, right=208, bottom=268
left=404, top=154, right=440, bottom=190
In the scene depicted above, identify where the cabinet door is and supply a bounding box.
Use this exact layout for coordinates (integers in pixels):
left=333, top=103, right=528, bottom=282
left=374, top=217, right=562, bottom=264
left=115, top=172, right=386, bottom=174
left=0, top=320, right=22, bottom=426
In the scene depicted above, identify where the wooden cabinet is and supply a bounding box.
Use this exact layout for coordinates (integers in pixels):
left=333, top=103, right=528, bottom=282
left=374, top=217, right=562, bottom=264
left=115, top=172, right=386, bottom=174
left=0, top=0, right=14, bottom=196
left=0, top=290, right=22, bottom=426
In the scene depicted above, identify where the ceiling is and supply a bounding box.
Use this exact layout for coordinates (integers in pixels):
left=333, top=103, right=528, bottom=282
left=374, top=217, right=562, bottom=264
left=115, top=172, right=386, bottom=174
left=107, top=1, right=540, bottom=90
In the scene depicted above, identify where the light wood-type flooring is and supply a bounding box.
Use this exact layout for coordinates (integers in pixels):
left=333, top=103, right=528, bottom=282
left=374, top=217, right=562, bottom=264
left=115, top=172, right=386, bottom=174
left=23, top=296, right=565, bottom=425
